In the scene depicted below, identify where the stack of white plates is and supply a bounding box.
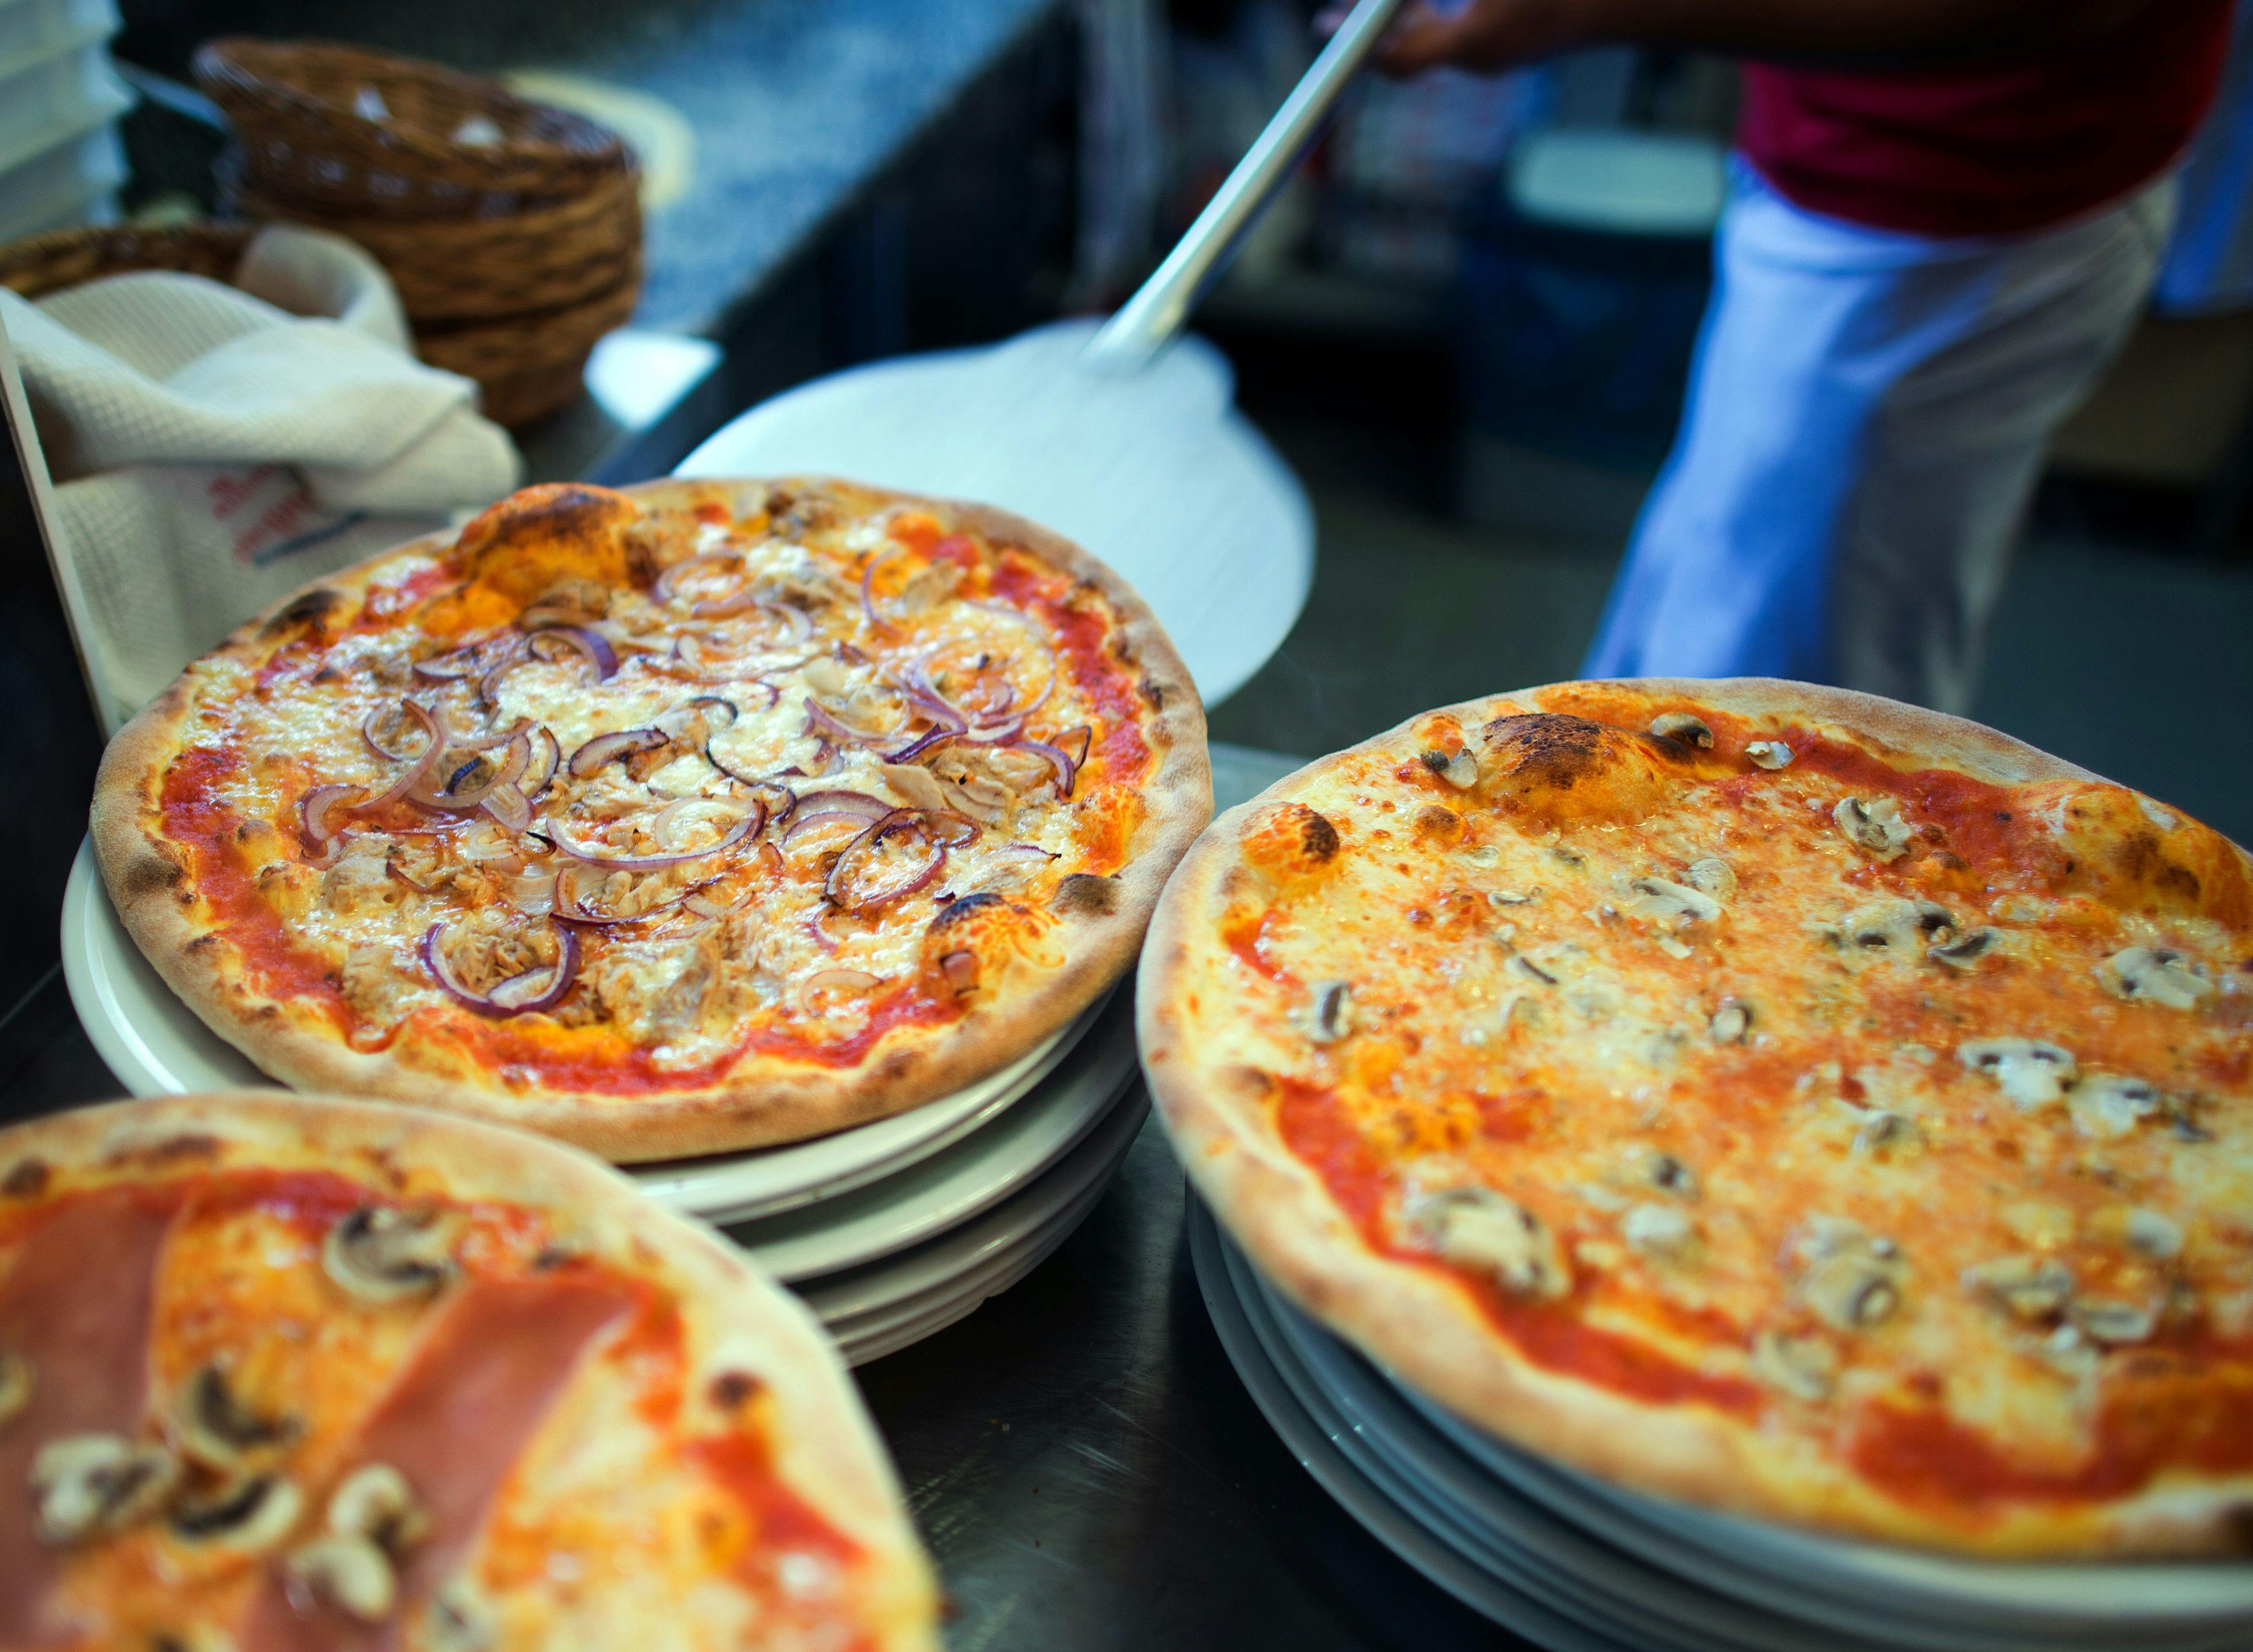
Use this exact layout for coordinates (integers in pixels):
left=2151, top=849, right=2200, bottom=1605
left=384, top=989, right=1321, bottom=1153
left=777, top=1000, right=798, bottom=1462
left=0, top=0, right=132, bottom=240
left=58, top=838, right=1145, bottom=1362
left=1189, top=1200, right=2253, bottom=1652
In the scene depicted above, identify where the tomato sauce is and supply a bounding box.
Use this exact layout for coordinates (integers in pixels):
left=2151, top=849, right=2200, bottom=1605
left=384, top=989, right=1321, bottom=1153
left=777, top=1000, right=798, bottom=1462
left=1273, top=1079, right=1763, bottom=1415
left=1772, top=726, right=2047, bottom=879
left=160, top=748, right=350, bottom=1026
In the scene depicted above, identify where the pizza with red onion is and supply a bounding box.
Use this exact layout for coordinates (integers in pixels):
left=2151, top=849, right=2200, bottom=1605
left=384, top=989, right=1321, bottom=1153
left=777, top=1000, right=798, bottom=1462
left=0, top=1092, right=936, bottom=1647
left=1141, top=678, right=2253, bottom=1555
left=93, top=478, right=1207, bottom=1160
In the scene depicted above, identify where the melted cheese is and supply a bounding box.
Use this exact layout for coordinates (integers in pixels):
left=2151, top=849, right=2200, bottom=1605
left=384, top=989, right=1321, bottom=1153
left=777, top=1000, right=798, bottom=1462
left=1178, top=686, right=2253, bottom=1533
left=175, top=481, right=1153, bottom=1090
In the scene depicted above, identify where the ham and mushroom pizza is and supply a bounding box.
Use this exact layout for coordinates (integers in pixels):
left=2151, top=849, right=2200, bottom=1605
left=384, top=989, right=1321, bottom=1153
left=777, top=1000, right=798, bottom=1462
left=92, top=477, right=1208, bottom=1160
left=1140, top=678, right=2253, bottom=1555
left=0, top=1092, right=936, bottom=1649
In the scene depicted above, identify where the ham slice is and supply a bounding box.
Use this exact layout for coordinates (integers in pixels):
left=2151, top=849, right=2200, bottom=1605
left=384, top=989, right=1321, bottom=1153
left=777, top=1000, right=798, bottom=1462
left=240, top=1273, right=631, bottom=1651
left=0, top=1189, right=177, bottom=1647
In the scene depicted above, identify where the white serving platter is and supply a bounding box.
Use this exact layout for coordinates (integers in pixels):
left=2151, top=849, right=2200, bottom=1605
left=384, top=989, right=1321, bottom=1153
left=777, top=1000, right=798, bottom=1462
left=721, top=988, right=1138, bottom=1282
left=1187, top=1199, right=1626, bottom=1651
left=63, top=836, right=1111, bottom=1222
left=815, top=1088, right=1149, bottom=1365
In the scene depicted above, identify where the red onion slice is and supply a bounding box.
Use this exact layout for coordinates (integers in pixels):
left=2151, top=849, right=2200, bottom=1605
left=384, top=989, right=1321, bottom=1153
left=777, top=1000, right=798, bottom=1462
left=412, top=637, right=496, bottom=682
left=360, top=703, right=436, bottom=763
left=568, top=728, right=668, bottom=778
left=652, top=548, right=744, bottom=606
left=360, top=701, right=447, bottom=811
left=1016, top=737, right=1078, bottom=798
left=761, top=601, right=813, bottom=642
left=802, top=967, right=883, bottom=1005
left=528, top=625, right=619, bottom=683
left=440, top=711, right=532, bottom=752
left=1060, top=724, right=1093, bottom=766
left=860, top=549, right=902, bottom=632
left=521, top=726, right=561, bottom=796
left=421, top=919, right=580, bottom=1017
left=993, top=842, right=1060, bottom=863
left=824, top=811, right=946, bottom=912
left=802, top=697, right=895, bottom=748
left=301, top=783, right=367, bottom=846
left=548, top=799, right=761, bottom=871
left=483, top=784, right=532, bottom=833
left=417, top=731, right=532, bottom=810
left=788, top=790, right=891, bottom=824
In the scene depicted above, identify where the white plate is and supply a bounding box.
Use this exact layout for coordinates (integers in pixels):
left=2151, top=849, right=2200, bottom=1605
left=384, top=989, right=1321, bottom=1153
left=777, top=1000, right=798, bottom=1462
left=1187, top=1200, right=1628, bottom=1651
left=722, top=987, right=1138, bottom=1281
left=63, top=836, right=268, bottom=1095
left=826, top=1107, right=1138, bottom=1366
left=803, top=1084, right=1147, bottom=1331
left=631, top=993, right=1102, bottom=1224
left=64, top=837, right=1111, bottom=1220
left=1405, top=1380, right=2253, bottom=1644
left=1263, top=1278, right=1949, bottom=1652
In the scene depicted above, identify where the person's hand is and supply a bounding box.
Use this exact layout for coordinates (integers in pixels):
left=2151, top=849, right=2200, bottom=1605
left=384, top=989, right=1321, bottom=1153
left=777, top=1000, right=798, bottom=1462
left=1316, top=0, right=1582, bottom=76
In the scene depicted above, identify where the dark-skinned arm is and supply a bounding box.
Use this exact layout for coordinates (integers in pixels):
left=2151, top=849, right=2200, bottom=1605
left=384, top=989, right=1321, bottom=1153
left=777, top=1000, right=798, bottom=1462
left=1357, top=0, right=2163, bottom=75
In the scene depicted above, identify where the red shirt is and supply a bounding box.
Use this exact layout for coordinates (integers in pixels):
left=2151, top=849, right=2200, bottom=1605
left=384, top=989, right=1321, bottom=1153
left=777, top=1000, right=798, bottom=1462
left=1737, top=2, right=2233, bottom=237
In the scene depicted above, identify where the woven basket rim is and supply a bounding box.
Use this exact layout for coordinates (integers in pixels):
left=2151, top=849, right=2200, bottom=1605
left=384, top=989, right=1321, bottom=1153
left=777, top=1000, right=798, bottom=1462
left=193, top=36, right=630, bottom=192
left=0, top=222, right=260, bottom=299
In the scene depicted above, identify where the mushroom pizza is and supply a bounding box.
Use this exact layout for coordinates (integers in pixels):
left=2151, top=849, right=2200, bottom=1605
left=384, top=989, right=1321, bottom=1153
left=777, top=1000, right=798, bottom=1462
left=0, top=1092, right=936, bottom=1647
left=1140, top=678, right=2253, bottom=1555
left=91, top=477, right=1208, bottom=1160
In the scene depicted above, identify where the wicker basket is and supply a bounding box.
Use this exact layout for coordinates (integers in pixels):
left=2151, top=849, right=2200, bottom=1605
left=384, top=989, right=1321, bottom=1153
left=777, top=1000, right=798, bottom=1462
left=0, top=222, right=257, bottom=297
left=412, top=274, right=641, bottom=427
left=193, top=38, right=629, bottom=220
left=233, top=163, right=641, bottom=321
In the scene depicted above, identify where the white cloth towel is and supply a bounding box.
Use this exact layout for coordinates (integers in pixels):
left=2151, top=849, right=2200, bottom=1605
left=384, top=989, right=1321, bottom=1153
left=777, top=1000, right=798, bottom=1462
left=2, top=224, right=520, bottom=723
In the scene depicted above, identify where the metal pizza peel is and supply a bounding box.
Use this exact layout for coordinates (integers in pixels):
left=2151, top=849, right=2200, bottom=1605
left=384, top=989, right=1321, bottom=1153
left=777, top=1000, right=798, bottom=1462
left=679, top=0, right=1406, bottom=707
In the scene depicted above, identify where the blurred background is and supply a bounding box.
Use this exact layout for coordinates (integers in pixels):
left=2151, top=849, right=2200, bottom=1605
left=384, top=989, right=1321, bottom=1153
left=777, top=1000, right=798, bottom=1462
left=6, top=0, right=2253, bottom=1055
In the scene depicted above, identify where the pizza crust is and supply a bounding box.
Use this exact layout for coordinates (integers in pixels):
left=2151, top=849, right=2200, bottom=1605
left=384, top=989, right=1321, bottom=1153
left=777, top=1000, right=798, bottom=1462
left=91, top=477, right=1211, bottom=1160
left=1140, top=677, right=2253, bottom=1558
left=0, top=1090, right=939, bottom=1647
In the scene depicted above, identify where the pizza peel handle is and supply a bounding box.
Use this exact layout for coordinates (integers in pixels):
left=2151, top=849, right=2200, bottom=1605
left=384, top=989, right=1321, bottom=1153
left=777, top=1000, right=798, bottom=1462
left=1081, top=0, right=1406, bottom=372
left=678, top=2, right=1398, bottom=703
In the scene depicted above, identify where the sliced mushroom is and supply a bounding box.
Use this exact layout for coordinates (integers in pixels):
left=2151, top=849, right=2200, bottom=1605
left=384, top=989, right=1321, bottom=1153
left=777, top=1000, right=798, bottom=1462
left=171, top=1473, right=304, bottom=1551
left=425, top=1580, right=495, bottom=1652
left=1648, top=713, right=1713, bottom=748
left=1841, top=898, right=1955, bottom=954
left=1298, top=981, right=1353, bottom=1046
left=31, top=1434, right=182, bottom=1543
left=2124, top=1209, right=2183, bottom=1260
left=1801, top=1257, right=1902, bottom=1330
left=1958, top=1038, right=2076, bottom=1109
left=323, top=1208, right=455, bottom=1303
left=1743, top=740, right=1793, bottom=770
left=177, top=1365, right=294, bottom=1468
left=1927, top=927, right=1998, bottom=970
left=1623, top=876, right=1721, bottom=926
left=1792, top=1219, right=1905, bottom=1331
left=2065, top=1072, right=2162, bottom=1139
left=1398, top=1185, right=1571, bottom=1300
left=285, top=1536, right=397, bottom=1622
left=1685, top=857, right=1735, bottom=900
left=1506, top=955, right=1557, bottom=986
left=1635, top=1149, right=1699, bottom=1198
left=1851, top=1111, right=1919, bottom=1154
left=1419, top=748, right=1478, bottom=790
left=328, top=1462, right=428, bottom=1555
left=2069, top=1299, right=2157, bottom=1346
left=1834, top=796, right=1915, bottom=861
left=1961, top=1256, right=2074, bottom=1321
left=2097, top=946, right=2216, bottom=1011
left=1751, top=1331, right=1836, bottom=1401
left=0, top=1350, right=31, bottom=1428
left=1707, top=999, right=1750, bottom=1044
left=1620, top=1203, right=1698, bottom=1259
